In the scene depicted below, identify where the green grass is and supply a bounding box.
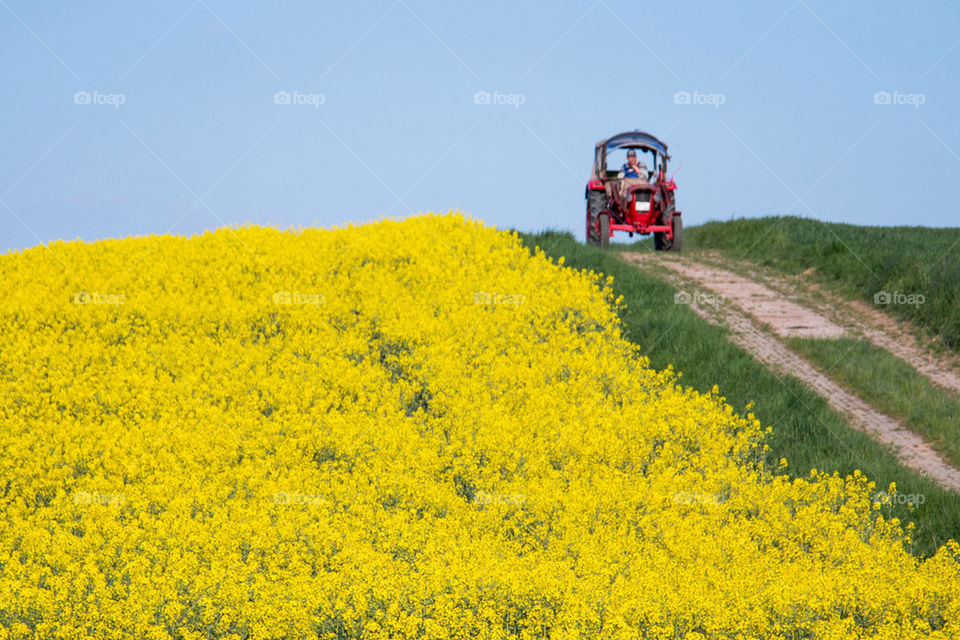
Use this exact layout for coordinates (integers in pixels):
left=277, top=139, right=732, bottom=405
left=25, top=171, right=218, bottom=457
left=619, top=216, right=960, bottom=352
left=789, top=337, right=960, bottom=468
left=521, top=230, right=960, bottom=558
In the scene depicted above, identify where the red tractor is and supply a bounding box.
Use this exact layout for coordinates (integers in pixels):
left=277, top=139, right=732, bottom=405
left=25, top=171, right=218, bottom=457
left=585, top=130, right=682, bottom=250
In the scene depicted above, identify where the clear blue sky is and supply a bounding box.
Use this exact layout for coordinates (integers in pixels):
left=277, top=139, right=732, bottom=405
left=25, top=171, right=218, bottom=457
left=2, top=0, right=958, bottom=252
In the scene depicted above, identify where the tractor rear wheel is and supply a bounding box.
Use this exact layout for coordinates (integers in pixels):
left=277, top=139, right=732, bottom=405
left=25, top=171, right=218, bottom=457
left=653, top=229, right=668, bottom=251
left=598, top=214, right=610, bottom=250
left=586, top=190, right=608, bottom=245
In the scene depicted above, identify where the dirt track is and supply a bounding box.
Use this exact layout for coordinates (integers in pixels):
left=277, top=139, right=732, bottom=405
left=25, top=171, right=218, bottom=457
left=622, top=252, right=960, bottom=492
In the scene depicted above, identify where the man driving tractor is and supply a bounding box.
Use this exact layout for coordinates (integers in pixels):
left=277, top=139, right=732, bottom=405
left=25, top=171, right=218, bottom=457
left=620, top=149, right=649, bottom=181
left=617, top=148, right=649, bottom=203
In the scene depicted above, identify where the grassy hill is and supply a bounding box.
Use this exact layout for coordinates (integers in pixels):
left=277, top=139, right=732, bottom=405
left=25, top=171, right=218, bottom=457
left=521, top=230, right=960, bottom=558
left=635, top=216, right=960, bottom=351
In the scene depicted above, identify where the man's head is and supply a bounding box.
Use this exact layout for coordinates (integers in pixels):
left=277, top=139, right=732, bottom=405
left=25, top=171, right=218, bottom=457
left=626, top=149, right=637, bottom=164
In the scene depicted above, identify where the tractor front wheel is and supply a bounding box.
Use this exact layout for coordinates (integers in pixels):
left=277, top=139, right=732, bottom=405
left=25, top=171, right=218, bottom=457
left=653, top=211, right=671, bottom=251
left=586, top=190, right=609, bottom=246
left=598, top=214, right=610, bottom=250
left=655, top=202, right=681, bottom=251
left=669, top=214, right=682, bottom=252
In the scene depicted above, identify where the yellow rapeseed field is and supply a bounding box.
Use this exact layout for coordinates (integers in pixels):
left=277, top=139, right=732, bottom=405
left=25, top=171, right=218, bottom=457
left=0, top=213, right=957, bottom=639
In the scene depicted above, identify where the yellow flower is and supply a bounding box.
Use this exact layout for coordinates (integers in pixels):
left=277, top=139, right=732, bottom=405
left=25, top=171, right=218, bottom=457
left=0, top=212, right=955, bottom=639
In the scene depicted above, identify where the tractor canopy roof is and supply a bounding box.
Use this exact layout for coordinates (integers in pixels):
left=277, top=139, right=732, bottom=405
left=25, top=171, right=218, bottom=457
left=597, top=131, right=669, bottom=157
left=592, top=131, right=669, bottom=180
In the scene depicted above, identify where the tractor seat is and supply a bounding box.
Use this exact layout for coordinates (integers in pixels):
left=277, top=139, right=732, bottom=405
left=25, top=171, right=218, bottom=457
left=616, top=177, right=648, bottom=204
left=624, top=182, right=652, bottom=197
